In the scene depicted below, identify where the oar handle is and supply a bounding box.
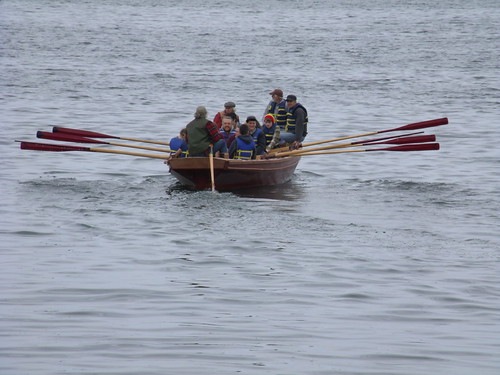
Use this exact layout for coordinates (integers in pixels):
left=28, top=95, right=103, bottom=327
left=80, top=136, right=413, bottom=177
left=118, top=136, right=170, bottom=146
left=209, top=145, right=215, bottom=191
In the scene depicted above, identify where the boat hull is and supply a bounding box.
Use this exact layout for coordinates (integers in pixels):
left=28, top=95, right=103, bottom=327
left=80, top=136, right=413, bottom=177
left=168, top=156, right=300, bottom=191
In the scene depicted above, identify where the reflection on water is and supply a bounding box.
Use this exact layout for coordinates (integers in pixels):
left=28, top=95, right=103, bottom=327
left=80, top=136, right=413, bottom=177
left=165, top=178, right=306, bottom=201
left=231, top=180, right=306, bottom=201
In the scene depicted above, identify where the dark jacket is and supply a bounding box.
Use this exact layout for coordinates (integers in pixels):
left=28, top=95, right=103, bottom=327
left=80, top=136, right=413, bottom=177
left=250, top=128, right=266, bottom=155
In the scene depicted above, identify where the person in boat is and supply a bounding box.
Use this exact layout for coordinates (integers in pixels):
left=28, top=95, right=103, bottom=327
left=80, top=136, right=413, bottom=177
left=168, top=128, right=189, bottom=158
left=246, top=115, right=266, bottom=156
left=219, top=116, right=237, bottom=148
left=186, top=106, right=228, bottom=157
left=227, top=111, right=239, bottom=129
left=280, top=94, right=308, bottom=148
left=213, top=101, right=240, bottom=129
left=263, top=88, right=287, bottom=130
left=226, top=125, right=240, bottom=148
left=228, top=124, right=256, bottom=160
left=262, top=114, right=281, bottom=152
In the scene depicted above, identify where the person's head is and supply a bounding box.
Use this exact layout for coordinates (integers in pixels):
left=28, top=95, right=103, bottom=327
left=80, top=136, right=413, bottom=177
left=239, top=124, right=249, bottom=136
left=194, top=106, right=208, bottom=119
left=285, top=94, right=297, bottom=108
left=269, top=88, right=284, bottom=103
left=246, top=115, right=257, bottom=131
left=263, top=114, right=275, bottom=128
left=221, top=116, right=233, bottom=131
left=224, top=101, right=236, bottom=114
left=286, top=95, right=297, bottom=108
left=179, top=128, right=187, bottom=138
left=227, top=112, right=238, bottom=128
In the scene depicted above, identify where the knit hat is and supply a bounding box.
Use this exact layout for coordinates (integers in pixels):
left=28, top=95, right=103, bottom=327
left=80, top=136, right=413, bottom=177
left=264, top=114, right=275, bottom=124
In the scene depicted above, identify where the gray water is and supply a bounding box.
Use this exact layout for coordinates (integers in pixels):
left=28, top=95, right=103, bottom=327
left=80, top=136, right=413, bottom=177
left=1, top=1, right=499, bottom=374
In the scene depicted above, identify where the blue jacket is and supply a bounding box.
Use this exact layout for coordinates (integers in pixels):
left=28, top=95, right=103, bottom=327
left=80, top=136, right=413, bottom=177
left=169, top=137, right=189, bottom=158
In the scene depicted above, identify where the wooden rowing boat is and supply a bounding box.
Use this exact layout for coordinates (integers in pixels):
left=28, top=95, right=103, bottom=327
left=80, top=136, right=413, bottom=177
left=168, top=156, right=301, bottom=191
left=20, top=119, right=448, bottom=191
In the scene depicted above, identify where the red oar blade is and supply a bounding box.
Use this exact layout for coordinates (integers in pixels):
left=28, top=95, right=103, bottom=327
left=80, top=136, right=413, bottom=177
left=381, top=118, right=448, bottom=133
left=53, top=126, right=116, bottom=139
left=20, top=141, right=91, bottom=152
left=367, top=134, right=436, bottom=146
left=368, top=143, right=440, bottom=152
left=37, top=131, right=107, bottom=144
left=350, top=131, right=424, bottom=145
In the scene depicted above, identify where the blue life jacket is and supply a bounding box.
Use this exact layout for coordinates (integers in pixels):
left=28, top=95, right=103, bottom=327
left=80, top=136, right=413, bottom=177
left=285, top=103, right=308, bottom=135
left=262, top=123, right=277, bottom=146
left=266, top=100, right=287, bottom=129
left=251, top=128, right=264, bottom=144
left=234, top=137, right=255, bottom=160
left=169, top=137, right=189, bottom=158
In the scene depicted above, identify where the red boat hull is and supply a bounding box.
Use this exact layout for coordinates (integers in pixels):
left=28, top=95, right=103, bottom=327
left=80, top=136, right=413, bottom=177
left=168, top=156, right=300, bottom=191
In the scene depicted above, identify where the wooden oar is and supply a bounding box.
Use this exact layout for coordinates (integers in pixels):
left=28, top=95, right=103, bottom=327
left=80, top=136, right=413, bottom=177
left=273, top=134, right=436, bottom=158
left=209, top=145, right=215, bottom=192
left=272, top=117, right=448, bottom=153
left=37, top=131, right=173, bottom=153
left=294, top=143, right=440, bottom=156
left=19, top=141, right=170, bottom=160
left=53, top=126, right=170, bottom=146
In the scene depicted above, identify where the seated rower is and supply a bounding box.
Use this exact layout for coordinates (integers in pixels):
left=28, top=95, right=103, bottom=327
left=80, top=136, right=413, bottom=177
left=246, top=115, right=266, bottom=156
left=169, top=128, right=189, bottom=158
left=228, top=124, right=256, bottom=160
left=213, top=101, right=240, bottom=129
left=227, top=126, right=240, bottom=148
left=186, top=106, right=228, bottom=158
left=219, top=116, right=237, bottom=148
left=280, top=94, right=308, bottom=149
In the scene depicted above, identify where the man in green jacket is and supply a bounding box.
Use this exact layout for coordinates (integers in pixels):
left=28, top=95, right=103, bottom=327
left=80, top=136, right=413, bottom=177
left=186, top=106, right=228, bottom=157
